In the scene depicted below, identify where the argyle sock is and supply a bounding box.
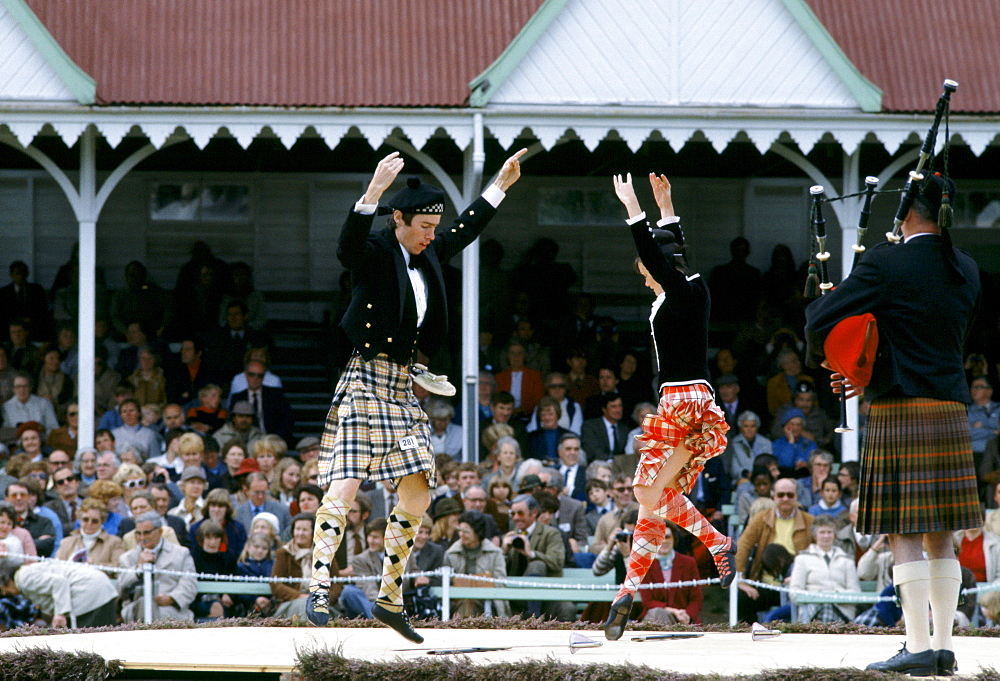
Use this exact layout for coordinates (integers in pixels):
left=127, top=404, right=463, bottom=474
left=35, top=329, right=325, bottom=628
left=652, top=486, right=730, bottom=555
left=615, top=517, right=666, bottom=601
left=376, top=506, right=421, bottom=613
left=894, top=560, right=932, bottom=653
left=310, top=494, right=350, bottom=597
left=928, top=558, right=962, bottom=651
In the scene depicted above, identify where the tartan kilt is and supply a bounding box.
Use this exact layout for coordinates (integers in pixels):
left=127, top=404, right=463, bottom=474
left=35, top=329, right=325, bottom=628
left=317, top=353, right=434, bottom=488
left=857, top=397, right=982, bottom=535
left=634, top=382, right=729, bottom=494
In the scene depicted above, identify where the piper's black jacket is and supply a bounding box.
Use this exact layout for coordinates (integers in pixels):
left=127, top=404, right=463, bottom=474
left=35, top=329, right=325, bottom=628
left=804, top=235, right=980, bottom=404
left=337, top=196, right=497, bottom=365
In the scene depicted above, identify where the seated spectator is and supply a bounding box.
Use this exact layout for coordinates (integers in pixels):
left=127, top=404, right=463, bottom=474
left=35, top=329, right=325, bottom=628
left=481, top=435, right=522, bottom=488
left=580, top=393, right=629, bottom=462
left=112, top=399, right=163, bottom=461
left=478, top=391, right=527, bottom=459
left=789, top=515, right=861, bottom=623
left=584, top=479, right=612, bottom=536
left=118, top=511, right=198, bottom=622
left=120, top=491, right=181, bottom=550
left=129, top=347, right=167, bottom=408
left=838, top=460, right=861, bottom=507
left=3, top=372, right=59, bottom=434
left=190, top=488, right=247, bottom=567
left=187, top=384, right=228, bottom=436
left=0, top=503, right=27, bottom=571
left=220, top=262, right=268, bottom=331
left=564, top=347, right=598, bottom=408
left=735, top=478, right=814, bottom=623
left=726, top=411, right=772, bottom=484
left=427, top=400, right=462, bottom=460
left=86, top=479, right=127, bottom=536
left=443, top=510, right=509, bottom=618
left=757, top=544, right=797, bottom=623
left=736, top=467, right=774, bottom=526
left=228, top=360, right=294, bottom=445
left=623, top=402, right=657, bottom=456
left=401, top=515, right=444, bottom=619
left=45, top=403, right=79, bottom=456
left=299, top=459, right=320, bottom=489
left=237, top=534, right=275, bottom=615
left=295, top=436, right=321, bottom=464
left=770, top=382, right=835, bottom=452
left=590, top=474, right=636, bottom=554
left=206, top=301, right=270, bottom=391
left=141, top=403, right=162, bottom=433
left=191, top=520, right=238, bottom=619
left=168, top=467, right=208, bottom=531
left=429, top=497, right=462, bottom=553
left=235, top=472, right=292, bottom=536
left=252, top=435, right=286, bottom=484
left=6, top=478, right=56, bottom=557
left=857, top=533, right=894, bottom=592
left=113, top=462, right=149, bottom=505
left=165, top=337, right=217, bottom=406
left=485, top=476, right=514, bottom=533
left=270, top=458, right=301, bottom=507
left=766, top=349, right=814, bottom=418
left=216, top=441, right=248, bottom=494
left=969, top=377, right=1000, bottom=456
left=36, top=345, right=73, bottom=409
left=583, top=367, right=623, bottom=421
left=1, top=559, right=118, bottom=629
left=526, top=397, right=573, bottom=463
left=796, top=450, right=835, bottom=508
left=293, top=484, right=323, bottom=517
left=73, top=447, right=98, bottom=491
left=553, top=433, right=587, bottom=501
left=526, top=373, right=583, bottom=435
left=12, top=421, right=46, bottom=462
left=339, top=517, right=386, bottom=619
left=90, top=347, right=122, bottom=419
left=501, top=494, right=574, bottom=621
left=771, top=408, right=816, bottom=476
left=808, top=476, right=849, bottom=520
left=213, top=401, right=264, bottom=453
left=54, top=498, right=125, bottom=568
left=955, top=523, right=1000, bottom=584
left=44, top=463, right=82, bottom=537
left=495, top=339, right=545, bottom=418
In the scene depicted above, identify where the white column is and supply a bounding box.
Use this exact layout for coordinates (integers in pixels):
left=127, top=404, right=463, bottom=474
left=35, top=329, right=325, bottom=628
left=76, top=128, right=98, bottom=448
left=460, top=114, right=485, bottom=463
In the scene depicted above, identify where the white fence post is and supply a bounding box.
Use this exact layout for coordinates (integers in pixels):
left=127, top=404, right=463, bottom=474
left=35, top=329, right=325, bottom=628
left=440, top=565, right=452, bottom=621
left=142, top=563, right=154, bottom=624
left=729, top=573, right=740, bottom=627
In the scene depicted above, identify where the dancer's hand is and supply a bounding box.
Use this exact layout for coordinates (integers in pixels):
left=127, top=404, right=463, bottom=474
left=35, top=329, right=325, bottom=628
left=494, top=149, right=528, bottom=191
left=613, top=173, right=642, bottom=218
left=649, top=174, right=675, bottom=219
left=363, top=152, right=405, bottom=204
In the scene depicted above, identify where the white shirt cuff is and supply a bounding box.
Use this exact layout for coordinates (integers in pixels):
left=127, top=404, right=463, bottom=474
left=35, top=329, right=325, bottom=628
left=625, top=212, right=647, bottom=226
left=354, top=196, right=378, bottom=214
left=482, top=184, right=505, bottom=208
left=656, top=215, right=680, bottom=226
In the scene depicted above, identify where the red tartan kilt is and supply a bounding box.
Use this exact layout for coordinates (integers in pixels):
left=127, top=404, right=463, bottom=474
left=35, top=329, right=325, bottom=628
left=633, top=382, right=729, bottom=494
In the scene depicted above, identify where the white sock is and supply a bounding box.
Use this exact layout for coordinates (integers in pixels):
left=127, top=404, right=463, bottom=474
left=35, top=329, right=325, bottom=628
left=928, top=558, right=962, bottom=651
left=893, top=560, right=931, bottom=654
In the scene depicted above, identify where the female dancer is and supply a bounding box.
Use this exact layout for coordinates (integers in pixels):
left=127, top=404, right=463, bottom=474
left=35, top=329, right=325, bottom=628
left=605, top=173, right=736, bottom=640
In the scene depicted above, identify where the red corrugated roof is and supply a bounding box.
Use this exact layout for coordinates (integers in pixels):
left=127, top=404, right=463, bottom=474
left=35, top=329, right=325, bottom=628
left=805, top=0, right=1000, bottom=113
left=24, top=0, right=544, bottom=107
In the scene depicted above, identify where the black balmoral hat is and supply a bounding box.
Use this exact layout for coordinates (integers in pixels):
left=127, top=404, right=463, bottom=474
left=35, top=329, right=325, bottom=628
left=381, top=177, right=446, bottom=216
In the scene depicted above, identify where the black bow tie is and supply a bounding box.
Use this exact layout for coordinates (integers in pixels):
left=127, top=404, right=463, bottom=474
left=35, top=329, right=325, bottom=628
left=408, top=252, right=429, bottom=270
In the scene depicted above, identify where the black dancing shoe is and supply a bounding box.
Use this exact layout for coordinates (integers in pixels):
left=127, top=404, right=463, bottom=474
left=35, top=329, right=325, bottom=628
left=935, top=649, right=957, bottom=676
left=604, top=594, right=633, bottom=641
left=865, top=644, right=937, bottom=676
left=373, top=604, right=424, bottom=643
left=305, top=591, right=330, bottom=626
left=714, top=540, right=737, bottom=589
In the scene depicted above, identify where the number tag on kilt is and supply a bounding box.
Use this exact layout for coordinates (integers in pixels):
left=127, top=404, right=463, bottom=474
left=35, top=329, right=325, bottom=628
left=399, top=435, right=419, bottom=451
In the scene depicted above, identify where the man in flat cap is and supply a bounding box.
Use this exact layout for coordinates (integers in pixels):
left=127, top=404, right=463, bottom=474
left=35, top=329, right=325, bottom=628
left=308, top=148, right=526, bottom=641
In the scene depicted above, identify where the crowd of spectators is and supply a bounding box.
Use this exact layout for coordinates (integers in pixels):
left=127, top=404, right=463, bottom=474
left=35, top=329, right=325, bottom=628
left=2, top=230, right=1000, bottom=629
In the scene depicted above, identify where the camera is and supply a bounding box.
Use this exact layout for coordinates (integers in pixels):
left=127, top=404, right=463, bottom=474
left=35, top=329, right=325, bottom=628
left=511, top=536, right=526, bottom=550
left=615, top=530, right=633, bottom=543
left=152, top=473, right=167, bottom=484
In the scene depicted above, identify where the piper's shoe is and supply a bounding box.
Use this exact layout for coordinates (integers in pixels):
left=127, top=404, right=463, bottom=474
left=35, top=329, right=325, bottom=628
left=411, top=363, right=457, bottom=397
left=373, top=604, right=424, bottom=643
left=714, top=539, right=737, bottom=589
left=305, top=591, right=330, bottom=626
left=604, top=594, right=633, bottom=641
left=865, top=644, right=937, bottom=676
left=935, top=649, right=957, bottom=676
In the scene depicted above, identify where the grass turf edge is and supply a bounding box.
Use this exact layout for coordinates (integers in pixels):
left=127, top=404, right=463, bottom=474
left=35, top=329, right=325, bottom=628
left=0, top=647, right=122, bottom=681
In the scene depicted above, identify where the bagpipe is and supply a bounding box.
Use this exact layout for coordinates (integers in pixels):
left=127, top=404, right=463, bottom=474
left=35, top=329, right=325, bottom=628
left=804, top=79, right=958, bottom=432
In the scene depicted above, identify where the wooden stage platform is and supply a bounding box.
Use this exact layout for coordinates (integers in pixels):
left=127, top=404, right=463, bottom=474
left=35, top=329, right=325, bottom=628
left=0, top=626, right=997, bottom=678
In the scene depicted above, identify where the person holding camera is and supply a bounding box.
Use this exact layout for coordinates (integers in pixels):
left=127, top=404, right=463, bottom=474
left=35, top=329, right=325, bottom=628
left=502, top=494, right=574, bottom=620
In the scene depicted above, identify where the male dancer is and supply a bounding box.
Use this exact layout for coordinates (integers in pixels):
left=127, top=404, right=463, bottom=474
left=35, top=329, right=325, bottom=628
left=806, top=173, right=981, bottom=676
left=306, top=149, right=525, bottom=642
left=605, top=173, right=735, bottom=641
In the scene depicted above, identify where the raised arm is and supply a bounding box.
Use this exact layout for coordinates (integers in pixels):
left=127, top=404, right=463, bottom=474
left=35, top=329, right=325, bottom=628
left=338, top=152, right=406, bottom=270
